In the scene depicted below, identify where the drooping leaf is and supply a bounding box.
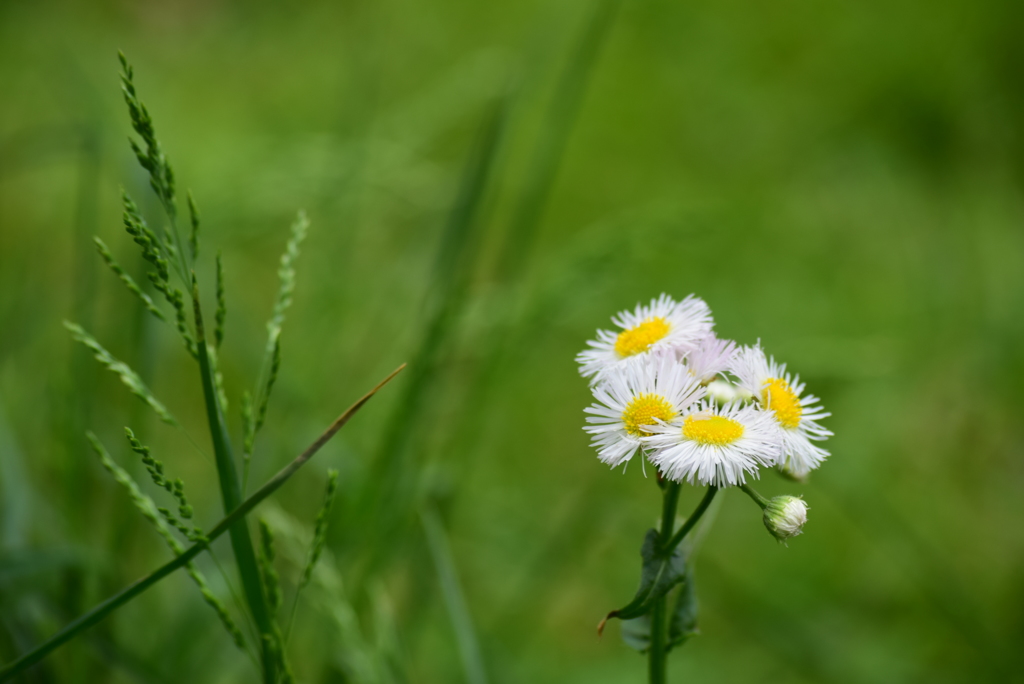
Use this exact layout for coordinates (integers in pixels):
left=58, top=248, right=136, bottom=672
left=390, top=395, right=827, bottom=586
left=620, top=614, right=651, bottom=653
left=668, top=558, right=699, bottom=650
left=616, top=540, right=697, bottom=653
left=600, top=528, right=686, bottom=629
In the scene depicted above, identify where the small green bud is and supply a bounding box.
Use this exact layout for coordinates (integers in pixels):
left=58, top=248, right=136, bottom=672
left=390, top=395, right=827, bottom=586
left=179, top=504, right=193, bottom=519
left=763, top=495, right=808, bottom=543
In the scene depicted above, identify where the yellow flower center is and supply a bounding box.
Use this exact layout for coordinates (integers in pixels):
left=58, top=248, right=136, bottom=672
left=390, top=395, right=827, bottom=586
left=614, top=317, right=670, bottom=358
left=621, top=394, right=676, bottom=437
left=682, top=414, right=745, bottom=446
left=762, top=378, right=802, bottom=429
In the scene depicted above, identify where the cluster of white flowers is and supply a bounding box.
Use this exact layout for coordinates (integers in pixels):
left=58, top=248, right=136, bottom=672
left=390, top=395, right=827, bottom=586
left=578, top=294, right=832, bottom=488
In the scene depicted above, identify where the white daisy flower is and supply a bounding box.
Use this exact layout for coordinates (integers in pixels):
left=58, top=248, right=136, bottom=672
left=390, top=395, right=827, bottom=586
left=681, top=334, right=737, bottom=384
left=576, top=294, right=713, bottom=383
left=729, top=344, right=832, bottom=480
left=643, top=401, right=781, bottom=487
left=584, top=352, right=704, bottom=470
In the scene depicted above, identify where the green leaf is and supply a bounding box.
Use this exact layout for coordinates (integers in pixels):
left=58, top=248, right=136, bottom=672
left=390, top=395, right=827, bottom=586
left=620, top=614, right=651, bottom=653
left=668, top=558, right=699, bottom=651
left=601, top=528, right=687, bottom=627
left=617, top=542, right=697, bottom=653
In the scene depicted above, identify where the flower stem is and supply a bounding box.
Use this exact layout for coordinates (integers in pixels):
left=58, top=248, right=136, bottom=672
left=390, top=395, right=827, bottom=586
left=739, top=483, right=769, bottom=510
left=649, top=481, right=680, bottom=684
left=665, top=485, right=719, bottom=552
left=647, top=484, right=718, bottom=682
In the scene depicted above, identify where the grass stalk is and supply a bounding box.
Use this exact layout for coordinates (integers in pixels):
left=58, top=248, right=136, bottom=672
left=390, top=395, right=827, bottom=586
left=441, top=0, right=621, bottom=482
left=0, top=363, right=404, bottom=682
left=495, top=0, right=620, bottom=280
left=192, top=278, right=277, bottom=682
left=420, top=503, right=488, bottom=684
left=361, top=100, right=508, bottom=560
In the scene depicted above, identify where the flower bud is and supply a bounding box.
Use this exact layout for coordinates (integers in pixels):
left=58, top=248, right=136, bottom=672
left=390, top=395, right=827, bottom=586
left=776, top=460, right=809, bottom=483
left=763, top=495, right=807, bottom=543
left=706, top=380, right=738, bottom=405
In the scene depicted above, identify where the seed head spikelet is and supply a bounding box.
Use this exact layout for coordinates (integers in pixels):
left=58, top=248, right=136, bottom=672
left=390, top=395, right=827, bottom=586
left=122, top=190, right=197, bottom=357
left=242, top=211, right=308, bottom=473
left=124, top=427, right=205, bottom=541
left=208, top=343, right=230, bottom=413
left=87, top=432, right=245, bottom=649
left=257, top=337, right=281, bottom=436
left=147, top=274, right=198, bottom=358
left=301, top=469, right=339, bottom=588
left=257, top=520, right=294, bottom=683
left=258, top=520, right=281, bottom=614
left=215, top=251, right=226, bottom=348
left=119, top=52, right=176, bottom=220
left=188, top=191, right=200, bottom=260
left=94, top=237, right=166, bottom=321
left=64, top=322, right=177, bottom=426
left=242, top=391, right=255, bottom=457
left=122, top=190, right=168, bottom=281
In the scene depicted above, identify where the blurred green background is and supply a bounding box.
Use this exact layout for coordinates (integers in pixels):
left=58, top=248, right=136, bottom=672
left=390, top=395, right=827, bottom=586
left=2, top=0, right=1024, bottom=682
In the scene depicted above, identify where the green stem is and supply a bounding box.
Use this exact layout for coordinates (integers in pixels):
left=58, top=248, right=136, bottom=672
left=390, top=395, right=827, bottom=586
left=647, top=485, right=719, bottom=683
left=192, top=279, right=277, bottom=684
left=0, top=364, right=404, bottom=683
left=658, top=481, right=681, bottom=550
left=648, top=481, right=680, bottom=684
left=739, top=483, right=769, bottom=510
left=665, top=486, right=719, bottom=552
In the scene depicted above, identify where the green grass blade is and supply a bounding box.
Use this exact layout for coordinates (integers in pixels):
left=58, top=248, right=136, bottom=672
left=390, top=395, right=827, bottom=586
left=496, top=0, right=620, bottom=280
left=420, top=503, right=488, bottom=684
left=363, top=99, right=508, bottom=557
left=191, top=279, right=278, bottom=684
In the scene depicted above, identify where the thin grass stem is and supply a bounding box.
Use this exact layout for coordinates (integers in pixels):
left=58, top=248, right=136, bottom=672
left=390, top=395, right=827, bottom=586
left=193, top=277, right=279, bottom=683
left=420, top=503, right=489, bottom=684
